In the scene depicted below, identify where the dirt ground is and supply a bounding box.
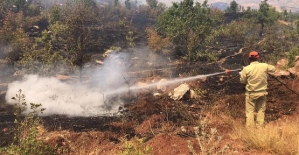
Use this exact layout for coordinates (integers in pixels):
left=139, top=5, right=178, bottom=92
left=1, top=52, right=299, bottom=155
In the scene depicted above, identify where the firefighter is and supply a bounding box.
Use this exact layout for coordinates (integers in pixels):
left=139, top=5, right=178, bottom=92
left=240, top=51, right=276, bottom=127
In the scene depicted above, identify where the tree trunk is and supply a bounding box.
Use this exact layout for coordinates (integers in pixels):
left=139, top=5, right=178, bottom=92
left=259, top=23, right=264, bottom=36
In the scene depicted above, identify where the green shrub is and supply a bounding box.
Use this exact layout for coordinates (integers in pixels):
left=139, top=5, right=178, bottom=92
left=195, top=49, right=220, bottom=62
left=286, top=47, right=299, bottom=68
left=194, top=88, right=207, bottom=98
left=0, top=89, right=54, bottom=155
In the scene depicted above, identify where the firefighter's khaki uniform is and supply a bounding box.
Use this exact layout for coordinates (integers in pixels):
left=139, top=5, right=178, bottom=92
left=240, top=62, right=275, bottom=127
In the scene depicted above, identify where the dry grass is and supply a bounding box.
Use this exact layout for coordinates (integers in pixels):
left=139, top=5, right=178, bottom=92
left=201, top=93, right=299, bottom=155
left=231, top=118, right=299, bottom=155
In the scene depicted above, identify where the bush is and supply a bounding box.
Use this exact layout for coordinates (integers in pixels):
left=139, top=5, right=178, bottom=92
left=0, top=89, right=54, bottom=155
left=286, top=47, right=299, bottom=68
left=187, top=119, right=229, bottom=155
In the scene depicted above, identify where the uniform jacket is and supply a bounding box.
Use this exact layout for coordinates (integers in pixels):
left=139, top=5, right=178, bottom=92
left=240, top=61, right=276, bottom=93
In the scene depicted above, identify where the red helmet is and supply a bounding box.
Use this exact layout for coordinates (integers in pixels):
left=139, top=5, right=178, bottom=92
left=249, top=51, right=259, bottom=58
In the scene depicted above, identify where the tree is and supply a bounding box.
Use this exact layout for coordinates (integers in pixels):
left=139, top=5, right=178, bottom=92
left=0, top=11, right=29, bottom=61
left=146, top=0, right=158, bottom=9
left=114, top=0, right=119, bottom=7
left=257, top=0, right=270, bottom=31
left=223, top=19, right=254, bottom=42
left=257, top=0, right=279, bottom=34
left=146, top=26, right=173, bottom=54
left=243, top=7, right=255, bottom=18
left=0, top=0, right=11, bottom=19
left=295, top=19, right=299, bottom=34
left=154, top=0, right=224, bottom=60
left=48, top=5, right=63, bottom=25
left=21, top=0, right=100, bottom=78
left=19, top=22, right=66, bottom=75
left=12, top=0, right=27, bottom=12
left=283, top=9, right=288, bottom=21
left=226, top=0, right=238, bottom=13
left=11, top=0, right=39, bottom=16
left=125, top=0, right=131, bottom=10
left=63, top=0, right=99, bottom=80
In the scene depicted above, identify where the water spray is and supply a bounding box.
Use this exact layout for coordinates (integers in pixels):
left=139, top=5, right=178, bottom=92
left=106, top=69, right=242, bottom=96
left=5, top=69, right=241, bottom=117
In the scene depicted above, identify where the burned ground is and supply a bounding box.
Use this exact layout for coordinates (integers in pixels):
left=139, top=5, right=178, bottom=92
left=0, top=51, right=299, bottom=155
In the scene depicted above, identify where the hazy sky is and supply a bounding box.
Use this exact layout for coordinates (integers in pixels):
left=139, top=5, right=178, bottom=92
left=155, top=0, right=207, bottom=6
left=140, top=0, right=250, bottom=7
left=142, top=0, right=295, bottom=9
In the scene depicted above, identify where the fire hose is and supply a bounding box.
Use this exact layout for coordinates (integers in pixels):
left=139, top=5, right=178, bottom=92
left=225, top=69, right=299, bottom=96
left=267, top=73, right=299, bottom=97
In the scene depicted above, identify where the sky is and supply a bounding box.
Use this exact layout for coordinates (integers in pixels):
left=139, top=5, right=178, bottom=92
left=139, top=0, right=258, bottom=8
left=141, top=0, right=298, bottom=11
left=154, top=0, right=291, bottom=5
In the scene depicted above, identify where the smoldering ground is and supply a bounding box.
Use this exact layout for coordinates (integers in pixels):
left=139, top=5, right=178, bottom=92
left=5, top=52, right=128, bottom=117
left=4, top=47, right=172, bottom=117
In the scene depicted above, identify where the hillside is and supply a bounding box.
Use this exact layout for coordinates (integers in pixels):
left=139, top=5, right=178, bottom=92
left=0, top=0, right=299, bottom=154
left=1, top=45, right=299, bottom=155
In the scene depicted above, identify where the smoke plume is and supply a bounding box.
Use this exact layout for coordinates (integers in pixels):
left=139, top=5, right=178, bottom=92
left=5, top=46, right=171, bottom=117
left=5, top=52, right=130, bottom=117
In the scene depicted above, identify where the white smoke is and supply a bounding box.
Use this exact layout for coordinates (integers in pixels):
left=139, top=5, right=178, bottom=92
left=5, top=52, right=130, bottom=117
left=91, top=52, right=130, bottom=92
left=5, top=46, right=172, bottom=117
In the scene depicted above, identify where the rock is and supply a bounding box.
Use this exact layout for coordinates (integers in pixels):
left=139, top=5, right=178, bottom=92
left=181, top=126, right=187, bottom=133
left=169, top=83, right=190, bottom=100
left=288, top=61, right=299, bottom=76
left=103, top=49, right=114, bottom=57
left=153, top=92, right=162, bottom=96
left=296, top=59, right=299, bottom=65
left=13, top=70, right=21, bottom=76
left=276, top=58, right=289, bottom=69
left=102, top=48, right=121, bottom=57
left=219, top=77, right=224, bottom=82
left=33, top=25, right=39, bottom=30
left=95, top=60, right=104, bottom=65
left=272, top=56, right=299, bottom=77
left=287, top=67, right=297, bottom=76
left=270, top=69, right=290, bottom=77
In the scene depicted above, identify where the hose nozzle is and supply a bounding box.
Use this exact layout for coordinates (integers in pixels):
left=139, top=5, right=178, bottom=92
left=225, top=69, right=231, bottom=73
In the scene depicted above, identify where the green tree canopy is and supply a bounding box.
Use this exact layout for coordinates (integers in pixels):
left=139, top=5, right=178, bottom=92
left=155, top=0, right=224, bottom=60
left=226, top=0, right=239, bottom=13
left=146, top=0, right=158, bottom=9
left=257, top=0, right=279, bottom=31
